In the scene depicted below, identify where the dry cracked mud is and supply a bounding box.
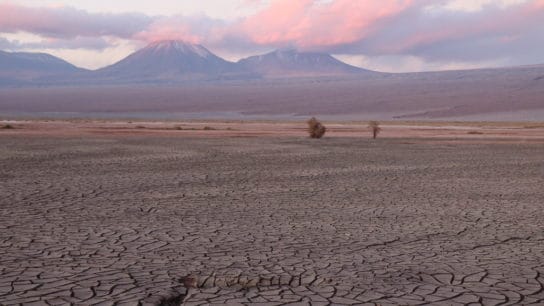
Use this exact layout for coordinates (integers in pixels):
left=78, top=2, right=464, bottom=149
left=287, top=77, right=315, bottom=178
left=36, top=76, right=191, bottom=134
left=1, top=135, right=543, bottom=305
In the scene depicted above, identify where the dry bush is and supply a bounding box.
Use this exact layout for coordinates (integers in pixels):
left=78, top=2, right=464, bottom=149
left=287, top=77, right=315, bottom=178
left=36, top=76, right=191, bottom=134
left=157, top=294, right=186, bottom=306
left=307, top=117, right=326, bottom=138
left=368, top=121, right=381, bottom=139
left=203, top=126, right=216, bottom=131
left=1, top=124, right=14, bottom=129
left=467, top=131, right=484, bottom=135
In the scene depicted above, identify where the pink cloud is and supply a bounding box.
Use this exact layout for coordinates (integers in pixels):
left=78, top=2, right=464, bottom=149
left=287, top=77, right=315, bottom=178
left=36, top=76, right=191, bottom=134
left=238, top=0, right=414, bottom=49
left=237, top=0, right=313, bottom=46
left=133, top=19, right=202, bottom=44
left=534, top=0, right=544, bottom=8
left=0, top=3, right=83, bottom=37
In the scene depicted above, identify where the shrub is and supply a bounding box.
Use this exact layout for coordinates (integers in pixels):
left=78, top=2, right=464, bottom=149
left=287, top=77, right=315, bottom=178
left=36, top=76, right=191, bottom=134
left=307, top=117, right=326, bottom=138
left=157, top=294, right=186, bottom=306
left=368, top=121, right=381, bottom=139
left=203, top=126, right=216, bottom=131
left=1, top=124, right=14, bottom=129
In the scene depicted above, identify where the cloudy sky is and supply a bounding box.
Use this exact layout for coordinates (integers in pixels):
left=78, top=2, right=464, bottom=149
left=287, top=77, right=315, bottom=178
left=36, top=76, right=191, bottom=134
left=1, top=0, right=543, bottom=72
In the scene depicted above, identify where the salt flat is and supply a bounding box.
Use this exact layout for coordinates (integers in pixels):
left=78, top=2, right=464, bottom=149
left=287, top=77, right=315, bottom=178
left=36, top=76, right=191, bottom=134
left=1, top=131, right=544, bottom=305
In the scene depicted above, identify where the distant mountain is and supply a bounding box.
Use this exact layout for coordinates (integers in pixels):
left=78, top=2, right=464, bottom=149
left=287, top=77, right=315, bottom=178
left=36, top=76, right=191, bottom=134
left=0, top=50, right=82, bottom=73
left=95, top=40, right=253, bottom=82
left=0, top=43, right=380, bottom=85
left=0, top=50, right=84, bottom=85
left=238, top=49, right=376, bottom=77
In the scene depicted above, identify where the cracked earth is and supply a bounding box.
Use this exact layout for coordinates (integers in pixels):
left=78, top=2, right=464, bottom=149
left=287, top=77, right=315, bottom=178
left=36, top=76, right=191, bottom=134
left=1, top=135, right=543, bottom=305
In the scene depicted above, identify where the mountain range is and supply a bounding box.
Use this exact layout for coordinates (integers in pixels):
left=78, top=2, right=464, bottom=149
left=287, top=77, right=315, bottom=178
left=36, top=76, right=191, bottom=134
left=0, top=50, right=85, bottom=86
left=1, top=41, right=543, bottom=120
left=2, top=40, right=543, bottom=88
left=1, top=40, right=543, bottom=121
left=0, top=40, right=377, bottom=86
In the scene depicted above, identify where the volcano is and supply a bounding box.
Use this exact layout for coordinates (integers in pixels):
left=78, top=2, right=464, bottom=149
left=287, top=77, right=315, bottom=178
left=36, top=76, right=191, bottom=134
left=96, top=40, right=250, bottom=82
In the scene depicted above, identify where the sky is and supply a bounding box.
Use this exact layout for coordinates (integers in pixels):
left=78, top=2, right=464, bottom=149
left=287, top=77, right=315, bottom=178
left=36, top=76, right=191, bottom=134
left=0, top=0, right=543, bottom=72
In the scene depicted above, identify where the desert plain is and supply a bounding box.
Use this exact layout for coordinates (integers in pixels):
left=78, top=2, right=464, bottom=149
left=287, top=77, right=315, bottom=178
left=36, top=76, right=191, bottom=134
left=1, top=120, right=544, bottom=305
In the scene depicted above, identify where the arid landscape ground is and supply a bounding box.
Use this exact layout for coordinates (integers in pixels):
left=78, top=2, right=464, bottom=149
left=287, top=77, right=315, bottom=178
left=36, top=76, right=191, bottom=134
left=2, top=65, right=544, bottom=122
left=1, top=120, right=543, bottom=305
left=2, top=1, right=544, bottom=305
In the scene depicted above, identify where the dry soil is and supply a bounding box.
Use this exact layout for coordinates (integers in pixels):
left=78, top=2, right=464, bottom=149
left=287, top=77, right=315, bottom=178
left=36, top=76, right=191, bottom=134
left=1, top=126, right=544, bottom=305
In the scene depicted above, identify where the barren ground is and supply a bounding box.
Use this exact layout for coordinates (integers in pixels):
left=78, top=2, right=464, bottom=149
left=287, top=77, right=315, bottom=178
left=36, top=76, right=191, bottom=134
left=1, top=121, right=544, bottom=305
left=1, top=68, right=544, bottom=121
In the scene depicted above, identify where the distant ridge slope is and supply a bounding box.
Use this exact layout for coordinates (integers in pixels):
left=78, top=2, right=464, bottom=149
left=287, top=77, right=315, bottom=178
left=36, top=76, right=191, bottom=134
left=238, top=49, right=377, bottom=77
left=0, top=50, right=82, bottom=73
left=0, top=50, right=84, bottom=85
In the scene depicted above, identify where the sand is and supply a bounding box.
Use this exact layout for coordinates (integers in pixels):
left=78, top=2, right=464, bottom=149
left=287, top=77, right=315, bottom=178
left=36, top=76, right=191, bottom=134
left=1, top=121, right=544, bottom=305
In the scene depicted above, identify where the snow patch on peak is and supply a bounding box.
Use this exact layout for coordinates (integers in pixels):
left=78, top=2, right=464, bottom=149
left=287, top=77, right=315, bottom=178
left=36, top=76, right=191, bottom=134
left=147, top=40, right=211, bottom=58
left=273, top=49, right=297, bottom=60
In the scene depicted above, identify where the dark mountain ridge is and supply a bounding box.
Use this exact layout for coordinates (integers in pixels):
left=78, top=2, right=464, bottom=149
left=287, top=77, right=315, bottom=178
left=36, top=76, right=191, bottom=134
left=238, top=49, right=376, bottom=76
left=0, top=50, right=82, bottom=73
left=0, top=50, right=86, bottom=85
